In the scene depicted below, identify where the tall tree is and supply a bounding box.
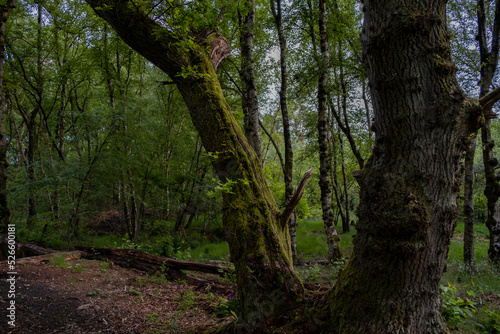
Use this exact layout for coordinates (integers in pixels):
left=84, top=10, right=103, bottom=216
left=320, top=1, right=497, bottom=332
left=270, top=0, right=297, bottom=259
left=477, top=0, right=500, bottom=263
left=0, top=0, right=15, bottom=233
left=239, top=0, right=261, bottom=161
left=85, top=0, right=310, bottom=325
left=317, top=0, right=341, bottom=261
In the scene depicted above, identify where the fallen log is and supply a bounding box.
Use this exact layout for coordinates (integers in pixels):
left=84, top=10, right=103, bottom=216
left=0, top=236, right=57, bottom=257
left=75, top=245, right=233, bottom=277
left=0, top=251, right=81, bottom=267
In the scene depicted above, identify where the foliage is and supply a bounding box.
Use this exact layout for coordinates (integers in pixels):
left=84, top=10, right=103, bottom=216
left=478, top=308, right=500, bottom=334
left=213, top=296, right=242, bottom=330
left=440, top=283, right=477, bottom=327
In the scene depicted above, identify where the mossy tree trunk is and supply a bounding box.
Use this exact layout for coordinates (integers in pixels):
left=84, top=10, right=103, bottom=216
left=320, top=1, right=490, bottom=332
left=85, top=0, right=304, bottom=325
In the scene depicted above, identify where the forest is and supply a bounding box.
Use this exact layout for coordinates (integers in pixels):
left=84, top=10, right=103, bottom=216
left=0, top=0, right=500, bottom=333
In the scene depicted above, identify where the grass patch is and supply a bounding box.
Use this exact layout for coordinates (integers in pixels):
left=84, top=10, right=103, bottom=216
left=442, top=221, right=500, bottom=333
left=189, top=242, right=229, bottom=262
left=49, top=255, right=69, bottom=268
left=296, top=218, right=355, bottom=261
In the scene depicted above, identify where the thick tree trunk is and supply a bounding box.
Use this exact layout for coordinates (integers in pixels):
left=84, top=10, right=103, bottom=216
left=239, top=0, right=261, bottom=161
left=321, top=1, right=485, bottom=332
left=85, top=1, right=304, bottom=325
left=317, top=0, right=341, bottom=261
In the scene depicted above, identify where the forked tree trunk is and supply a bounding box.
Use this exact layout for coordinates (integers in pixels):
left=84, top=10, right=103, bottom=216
left=321, top=1, right=487, bottom=332
left=86, top=0, right=305, bottom=325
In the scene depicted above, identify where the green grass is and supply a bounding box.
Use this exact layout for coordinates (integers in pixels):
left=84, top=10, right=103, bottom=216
left=441, top=221, right=500, bottom=333
left=296, top=218, right=355, bottom=261
left=189, top=242, right=230, bottom=262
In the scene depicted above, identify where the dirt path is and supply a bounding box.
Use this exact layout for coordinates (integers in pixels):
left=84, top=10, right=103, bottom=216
left=0, top=258, right=230, bottom=333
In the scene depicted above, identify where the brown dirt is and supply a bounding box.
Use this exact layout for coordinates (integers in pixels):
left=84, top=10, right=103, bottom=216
left=0, top=258, right=232, bottom=333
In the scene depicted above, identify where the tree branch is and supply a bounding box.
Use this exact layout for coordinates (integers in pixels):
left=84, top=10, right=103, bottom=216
left=280, top=168, right=313, bottom=230
left=259, top=119, right=285, bottom=175
left=479, top=87, right=500, bottom=116
left=327, top=97, right=365, bottom=168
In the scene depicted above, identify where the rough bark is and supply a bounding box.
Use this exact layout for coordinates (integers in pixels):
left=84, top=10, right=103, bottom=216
left=85, top=0, right=304, bottom=325
left=239, top=0, right=261, bottom=161
left=317, top=0, right=341, bottom=261
left=0, top=0, right=15, bottom=234
left=478, top=0, right=500, bottom=263
left=270, top=0, right=297, bottom=259
left=320, top=1, right=486, bottom=332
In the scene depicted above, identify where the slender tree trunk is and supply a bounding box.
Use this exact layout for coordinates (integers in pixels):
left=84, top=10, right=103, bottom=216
left=331, top=140, right=347, bottom=229
left=239, top=0, right=261, bottom=161
left=317, top=0, right=341, bottom=261
left=339, top=133, right=350, bottom=233
left=0, top=0, right=15, bottom=233
left=321, top=1, right=487, bottom=332
left=175, top=140, right=203, bottom=231
left=270, top=0, right=297, bottom=260
left=27, top=1, right=45, bottom=225
left=477, top=0, right=500, bottom=263
left=336, top=54, right=352, bottom=233
left=463, top=137, right=476, bottom=271
left=362, top=80, right=373, bottom=141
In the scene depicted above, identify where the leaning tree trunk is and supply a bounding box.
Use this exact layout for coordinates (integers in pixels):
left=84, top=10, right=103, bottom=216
left=320, top=1, right=487, bottom=332
left=85, top=0, right=306, bottom=326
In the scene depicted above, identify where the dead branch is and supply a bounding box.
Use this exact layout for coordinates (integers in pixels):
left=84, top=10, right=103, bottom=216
left=281, top=168, right=314, bottom=230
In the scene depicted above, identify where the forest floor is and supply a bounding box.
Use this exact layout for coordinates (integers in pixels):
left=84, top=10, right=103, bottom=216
left=0, top=257, right=233, bottom=334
